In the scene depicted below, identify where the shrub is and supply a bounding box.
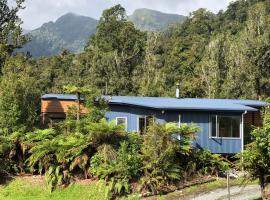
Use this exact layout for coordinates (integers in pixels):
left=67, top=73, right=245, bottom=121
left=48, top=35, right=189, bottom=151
left=240, top=109, right=270, bottom=199
left=139, top=123, right=200, bottom=194
left=91, top=134, right=142, bottom=197
left=186, top=149, right=229, bottom=178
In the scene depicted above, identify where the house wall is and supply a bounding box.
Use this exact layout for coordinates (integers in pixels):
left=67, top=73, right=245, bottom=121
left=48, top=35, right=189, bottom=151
left=41, top=100, right=87, bottom=114
left=106, top=104, right=243, bottom=154
left=244, top=111, right=262, bottom=127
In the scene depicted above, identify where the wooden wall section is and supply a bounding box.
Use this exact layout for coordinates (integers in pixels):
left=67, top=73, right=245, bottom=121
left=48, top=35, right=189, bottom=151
left=244, top=111, right=263, bottom=127
left=41, top=100, right=87, bottom=114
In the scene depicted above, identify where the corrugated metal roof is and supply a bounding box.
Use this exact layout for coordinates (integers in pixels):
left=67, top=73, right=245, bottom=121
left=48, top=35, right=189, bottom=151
left=42, top=94, right=82, bottom=100
left=104, top=96, right=260, bottom=111
left=42, top=94, right=269, bottom=112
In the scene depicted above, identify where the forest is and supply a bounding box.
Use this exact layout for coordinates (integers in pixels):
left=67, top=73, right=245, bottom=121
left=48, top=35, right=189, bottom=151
left=1, top=0, right=270, bottom=199
left=2, top=0, right=270, bottom=133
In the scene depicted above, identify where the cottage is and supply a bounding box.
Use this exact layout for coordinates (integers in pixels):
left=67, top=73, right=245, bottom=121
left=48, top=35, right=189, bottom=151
left=41, top=93, right=268, bottom=154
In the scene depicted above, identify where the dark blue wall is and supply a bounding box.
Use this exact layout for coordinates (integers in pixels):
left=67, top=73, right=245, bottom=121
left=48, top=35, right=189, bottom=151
left=106, top=105, right=243, bottom=154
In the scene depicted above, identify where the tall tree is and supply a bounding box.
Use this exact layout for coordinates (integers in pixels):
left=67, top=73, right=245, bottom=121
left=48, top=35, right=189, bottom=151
left=85, top=4, right=146, bottom=95
left=0, top=0, right=26, bottom=52
left=0, top=55, right=41, bottom=133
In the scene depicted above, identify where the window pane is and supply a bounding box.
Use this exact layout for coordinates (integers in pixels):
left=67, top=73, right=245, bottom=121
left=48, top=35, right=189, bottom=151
left=116, top=118, right=126, bottom=130
left=231, top=117, right=240, bottom=138
left=218, top=116, right=240, bottom=138
left=139, top=117, right=146, bottom=133
left=211, top=116, right=217, bottom=137
left=219, top=117, right=231, bottom=137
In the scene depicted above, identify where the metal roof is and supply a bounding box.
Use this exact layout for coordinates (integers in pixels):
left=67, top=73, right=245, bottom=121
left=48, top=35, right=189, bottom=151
left=42, top=94, right=269, bottom=112
left=42, top=94, right=83, bottom=100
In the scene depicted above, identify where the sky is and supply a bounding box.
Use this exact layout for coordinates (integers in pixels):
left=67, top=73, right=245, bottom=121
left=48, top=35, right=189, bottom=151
left=19, top=0, right=234, bottom=30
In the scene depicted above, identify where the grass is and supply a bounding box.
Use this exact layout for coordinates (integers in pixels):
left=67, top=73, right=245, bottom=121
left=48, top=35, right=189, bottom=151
left=0, top=177, right=108, bottom=200
left=0, top=176, right=258, bottom=200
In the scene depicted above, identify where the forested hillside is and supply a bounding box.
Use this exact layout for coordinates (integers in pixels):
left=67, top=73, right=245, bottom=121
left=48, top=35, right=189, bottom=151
left=129, top=8, right=186, bottom=31
left=1, top=0, right=270, bottom=132
left=19, top=9, right=186, bottom=57
left=19, top=13, right=98, bottom=57
left=27, top=0, right=270, bottom=99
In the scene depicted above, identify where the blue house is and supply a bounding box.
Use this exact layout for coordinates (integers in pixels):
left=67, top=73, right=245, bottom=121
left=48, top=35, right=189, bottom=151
left=41, top=94, right=268, bottom=154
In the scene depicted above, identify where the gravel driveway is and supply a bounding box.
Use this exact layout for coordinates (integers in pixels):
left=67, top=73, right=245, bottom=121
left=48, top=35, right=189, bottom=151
left=182, top=184, right=261, bottom=200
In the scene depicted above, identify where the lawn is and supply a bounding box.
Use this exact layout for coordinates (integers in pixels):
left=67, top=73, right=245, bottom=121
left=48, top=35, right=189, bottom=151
left=0, top=176, right=109, bottom=200
left=0, top=176, right=258, bottom=200
left=0, top=176, right=141, bottom=200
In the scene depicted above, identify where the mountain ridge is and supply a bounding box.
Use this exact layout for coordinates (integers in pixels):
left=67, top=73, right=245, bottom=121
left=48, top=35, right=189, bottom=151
left=20, top=9, right=186, bottom=57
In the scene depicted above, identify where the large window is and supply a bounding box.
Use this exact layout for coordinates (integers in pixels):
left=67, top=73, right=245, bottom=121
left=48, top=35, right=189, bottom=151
left=210, top=115, right=241, bottom=138
left=116, top=117, right=127, bottom=131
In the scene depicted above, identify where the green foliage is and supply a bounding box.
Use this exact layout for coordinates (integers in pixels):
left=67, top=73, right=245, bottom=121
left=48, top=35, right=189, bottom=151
left=0, top=177, right=109, bottom=200
left=188, top=150, right=229, bottom=176
left=241, top=109, right=270, bottom=198
left=139, top=123, right=200, bottom=194
left=0, top=55, right=41, bottom=133
left=25, top=119, right=125, bottom=192
left=0, top=0, right=26, bottom=54
left=19, top=13, right=98, bottom=57
left=85, top=4, right=146, bottom=95
left=129, top=8, right=186, bottom=31
left=91, top=136, right=142, bottom=197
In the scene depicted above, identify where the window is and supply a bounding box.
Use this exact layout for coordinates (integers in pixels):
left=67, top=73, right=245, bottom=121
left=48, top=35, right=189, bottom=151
left=210, top=115, right=241, bottom=138
left=138, top=116, right=155, bottom=134
left=138, top=117, right=146, bottom=133
left=116, top=117, right=127, bottom=131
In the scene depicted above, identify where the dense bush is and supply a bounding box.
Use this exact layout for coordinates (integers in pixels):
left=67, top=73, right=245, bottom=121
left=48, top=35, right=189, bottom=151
left=139, top=123, right=199, bottom=194
left=241, top=109, right=270, bottom=199
left=91, top=133, right=142, bottom=197
left=0, top=118, right=231, bottom=198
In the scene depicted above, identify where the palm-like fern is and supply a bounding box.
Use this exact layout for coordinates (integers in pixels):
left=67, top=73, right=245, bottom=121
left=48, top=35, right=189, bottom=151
left=140, top=122, right=200, bottom=194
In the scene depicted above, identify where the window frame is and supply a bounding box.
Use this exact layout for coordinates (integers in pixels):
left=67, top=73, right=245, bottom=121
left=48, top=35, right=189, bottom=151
left=137, top=116, right=147, bottom=133
left=209, top=115, right=241, bottom=139
left=137, top=115, right=155, bottom=134
left=116, top=117, right=128, bottom=131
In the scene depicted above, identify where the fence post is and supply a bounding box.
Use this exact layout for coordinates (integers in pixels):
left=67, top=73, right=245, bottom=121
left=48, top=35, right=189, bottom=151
left=227, top=170, right=231, bottom=200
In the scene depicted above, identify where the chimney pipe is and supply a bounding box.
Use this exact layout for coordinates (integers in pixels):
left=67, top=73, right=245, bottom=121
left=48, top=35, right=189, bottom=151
left=176, top=83, right=180, bottom=99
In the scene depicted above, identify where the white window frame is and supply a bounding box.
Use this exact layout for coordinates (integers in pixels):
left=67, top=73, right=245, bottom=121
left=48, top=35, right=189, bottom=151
left=209, top=115, right=241, bottom=139
left=137, top=116, right=147, bottom=133
left=116, top=117, right=127, bottom=131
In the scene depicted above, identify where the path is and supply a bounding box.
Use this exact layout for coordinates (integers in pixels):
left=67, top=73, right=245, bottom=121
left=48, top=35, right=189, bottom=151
left=183, top=184, right=261, bottom=200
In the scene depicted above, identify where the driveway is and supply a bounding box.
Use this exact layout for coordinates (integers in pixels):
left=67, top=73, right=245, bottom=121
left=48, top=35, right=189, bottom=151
left=182, top=184, right=261, bottom=200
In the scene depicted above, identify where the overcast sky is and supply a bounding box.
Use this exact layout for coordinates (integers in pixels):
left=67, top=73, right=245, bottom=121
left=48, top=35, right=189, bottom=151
left=19, top=0, right=234, bottom=30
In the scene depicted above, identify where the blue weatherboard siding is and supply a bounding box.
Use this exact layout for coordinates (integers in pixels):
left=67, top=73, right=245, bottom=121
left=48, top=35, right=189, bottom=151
left=42, top=94, right=267, bottom=154
left=106, top=105, right=242, bottom=154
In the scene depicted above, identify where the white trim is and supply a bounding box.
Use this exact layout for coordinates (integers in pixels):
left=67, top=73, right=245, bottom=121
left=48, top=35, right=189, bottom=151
left=116, top=117, right=127, bottom=131
left=209, top=115, right=241, bottom=139
left=177, top=114, right=182, bottom=140
left=178, top=114, right=181, bottom=128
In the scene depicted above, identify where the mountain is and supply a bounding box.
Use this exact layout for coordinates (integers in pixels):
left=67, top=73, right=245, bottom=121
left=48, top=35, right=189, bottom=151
left=20, top=10, right=186, bottom=57
left=22, top=28, right=31, bottom=34
left=129, top=8, right=186, bottom=31
left=20, top=13, right=98, bottom=57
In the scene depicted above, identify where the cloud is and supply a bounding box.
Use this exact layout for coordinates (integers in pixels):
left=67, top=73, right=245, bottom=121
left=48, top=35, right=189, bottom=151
left=19, top=0, right=233, bottom=30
